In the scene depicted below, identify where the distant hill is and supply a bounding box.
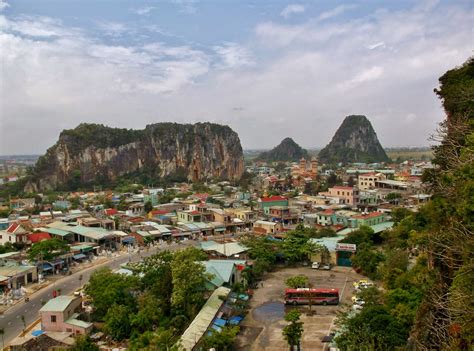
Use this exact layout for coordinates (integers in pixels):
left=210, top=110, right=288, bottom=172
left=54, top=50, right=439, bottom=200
left=318, top=115, right=390, bottom=164
left=256, top=137, right=309, bottom=162
left=25, top=122, right=244, bottom=192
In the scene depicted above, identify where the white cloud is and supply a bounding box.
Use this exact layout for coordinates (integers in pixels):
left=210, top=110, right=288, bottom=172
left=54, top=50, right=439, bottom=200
left=0, top=0, right=9, bottom=11
left=97, top=21, right=128, bottom=37
left=171, top=0, right=198, bottom=14
left=132, top=6, right=155, bottom=15
left=338, top=66, right=384, bottom=91
left=318, top=4, right=356, bottom=21
left=0, top=1, right=472, bottom=154
left=367, top=41, right=386, bottom=50
left=281, top=4, right=305, bottom=19
left=213, top=42, right=254, bottom=68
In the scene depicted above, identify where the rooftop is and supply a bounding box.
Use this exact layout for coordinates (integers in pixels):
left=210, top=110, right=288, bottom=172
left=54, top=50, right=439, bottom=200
left=40, top=296, right=76, bottom=312
left=180, top=287, right=231, bottom=351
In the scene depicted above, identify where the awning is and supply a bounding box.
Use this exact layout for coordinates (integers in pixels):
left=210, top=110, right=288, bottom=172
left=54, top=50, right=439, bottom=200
left=73, top=253, right=87, bottom=260
left=172, top=232, right=191, bottom=237
left=52, top=260, right=65, bottom=266
left=213, top=228, right=225, bottom=232
left=41, top=263, right=53, bottom=271
left=122, top=237, right=135, bottom=244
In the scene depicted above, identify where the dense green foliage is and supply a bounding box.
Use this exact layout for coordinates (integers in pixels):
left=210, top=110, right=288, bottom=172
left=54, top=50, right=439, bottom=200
left=84, top=248, right=210, bottom=346
left=285, top=275, right=309, bottom=288
left=282, top=310, right=304, bottom=351
left=200, top=326, right=240, bottom=350
left=335, top=58, right=474, bottom=350
left=256, top=137, right=309, bottom=162
left=28, top=239, right=70, bottom=261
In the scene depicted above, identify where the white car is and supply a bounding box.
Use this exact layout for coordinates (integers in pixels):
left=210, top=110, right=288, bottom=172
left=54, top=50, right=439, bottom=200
left=321, top=263, right=332, bottom=270
left=311, top=262, right=320, bottom=269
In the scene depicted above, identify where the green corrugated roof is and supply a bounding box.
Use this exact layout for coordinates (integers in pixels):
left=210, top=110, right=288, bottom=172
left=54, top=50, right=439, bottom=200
left=46, top=228, right=71, bottom=237
left=40, top=296, right=76, bottom=312
left=179, top=287, right=231, bottom=351
left=70, top=244, right=93, bottom=251
left=0, top=251, right=20, bottom=259
left=65, top=313, right=93, bottom=329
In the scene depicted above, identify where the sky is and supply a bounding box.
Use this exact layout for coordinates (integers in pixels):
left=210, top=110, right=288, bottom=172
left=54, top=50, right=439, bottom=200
left=0, top=0, right=472, bottom=155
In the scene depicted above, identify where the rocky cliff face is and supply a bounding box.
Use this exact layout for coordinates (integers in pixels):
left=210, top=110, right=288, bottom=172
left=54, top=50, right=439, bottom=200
left=318, top=115, right=390, bottom=164
left=257, top=137, right=309, bottom=162
left=26, top=122, right=244, bottom=191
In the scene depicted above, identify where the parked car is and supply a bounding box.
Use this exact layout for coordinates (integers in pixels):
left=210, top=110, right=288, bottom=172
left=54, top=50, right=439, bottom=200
left=321, top=263, right=332, bottom=270
left=353, top=279, right=374, bottom=291
left=311, top=262, right=320, bottom=269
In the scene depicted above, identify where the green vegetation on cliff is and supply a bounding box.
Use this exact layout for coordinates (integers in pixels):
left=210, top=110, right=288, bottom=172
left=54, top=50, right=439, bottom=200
left=256, top=137, right=309, bottom=162
left=25, top=122, right=244, bottom=192
left=318, top=115, right=390, bottom=164
left=334, top=58, right=474, bottom=351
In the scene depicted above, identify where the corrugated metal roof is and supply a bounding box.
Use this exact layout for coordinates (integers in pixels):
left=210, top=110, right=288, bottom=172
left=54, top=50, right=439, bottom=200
left=65, top=314, right=92, bottom=329
left=39, top=296, right=76, bottom=312
left=179, top=287, right=231, bottom=351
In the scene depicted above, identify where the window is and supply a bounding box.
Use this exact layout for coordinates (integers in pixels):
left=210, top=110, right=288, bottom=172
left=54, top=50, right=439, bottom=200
left=51, top=315, right=57, bottom=323
left=66, top=328, right=72, bottom=332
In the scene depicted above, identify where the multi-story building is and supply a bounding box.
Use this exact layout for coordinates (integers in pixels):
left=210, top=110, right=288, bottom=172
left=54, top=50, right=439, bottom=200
left=358, top=172, right=386, bottom=190
left=322, top=186, right=359, bottom=207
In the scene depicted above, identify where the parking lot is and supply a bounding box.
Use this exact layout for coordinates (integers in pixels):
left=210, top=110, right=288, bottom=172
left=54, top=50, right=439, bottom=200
left=235, top=266, right=366, bottom=351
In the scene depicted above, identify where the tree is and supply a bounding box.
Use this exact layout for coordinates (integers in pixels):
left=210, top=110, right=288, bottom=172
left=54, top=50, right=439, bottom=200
left=134, top=250, right=174, bottom=316
left=335, top=305, right=408, bottom=350
left=28, top=238, right=70, bottom=261
left=286, top=275, right=309, bottom=289
left=103, top=304, right=132, bottom=341
left=171, top=247, right=208, bottom=319
left=280, top=230, right=317, bottom=264
left=84, top=268, right=138, bottom=320
left=71, top=335, right=99, bottom=351
left=351, top=244, right=384, bottom=279
left=282, top=310, right=304, bottom=351
left=130, top=292, right=164, bottom=333
left=200, top=326, right=240, bottom=350
left=144, top=201, right=153, bottom=214
left=339, top=226, right=375, bottom=246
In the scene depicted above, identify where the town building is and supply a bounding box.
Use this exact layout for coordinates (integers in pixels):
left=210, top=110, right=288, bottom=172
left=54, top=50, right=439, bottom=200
left=39, top=296, right=93, bottom=335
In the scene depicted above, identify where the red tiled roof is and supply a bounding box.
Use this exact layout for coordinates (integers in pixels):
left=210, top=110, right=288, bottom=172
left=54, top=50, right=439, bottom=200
left=320, top=209, right=334, bottom=215
left=105, top=208, right=118, bottom=216
left=6, top=222, right=19, bottom=233
left=353, top=212, right=384, bottom=220
left=151, top=209, right=168, bottom=215
left=28, top=232, right=51, bottom=243
left=192, top=193, right=209, bottom=200
left=260, top=196, right=288, bottom=203
left=360, top=172, right=377, bottom=177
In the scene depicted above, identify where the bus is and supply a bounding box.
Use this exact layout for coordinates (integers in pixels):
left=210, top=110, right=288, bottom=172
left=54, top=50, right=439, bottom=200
left=284, top=288, right=339, bottom=305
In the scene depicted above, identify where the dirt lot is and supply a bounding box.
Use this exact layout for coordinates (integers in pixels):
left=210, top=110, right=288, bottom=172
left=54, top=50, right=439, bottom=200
left=235, top=266, right=366, bottom=351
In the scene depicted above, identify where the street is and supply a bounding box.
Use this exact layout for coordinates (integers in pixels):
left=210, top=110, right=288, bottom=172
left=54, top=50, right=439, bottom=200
left=0, top=240, right=199, bottom=347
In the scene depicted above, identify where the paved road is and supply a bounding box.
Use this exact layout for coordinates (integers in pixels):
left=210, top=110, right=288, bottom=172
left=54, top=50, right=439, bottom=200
left=0, top=240, right=198, bottom=347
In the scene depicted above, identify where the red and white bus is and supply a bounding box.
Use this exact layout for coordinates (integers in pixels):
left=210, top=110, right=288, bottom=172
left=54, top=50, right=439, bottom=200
left=284, top=288, right=339, bottom=305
